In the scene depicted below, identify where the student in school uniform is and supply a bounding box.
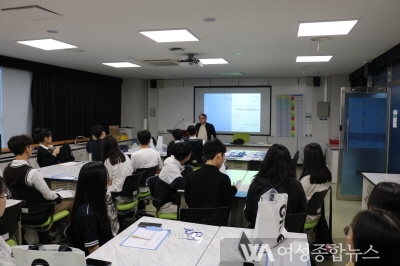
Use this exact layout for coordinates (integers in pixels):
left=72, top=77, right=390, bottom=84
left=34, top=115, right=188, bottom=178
left=101, top=135, right=133, bottom=235
left=3, top=135, right=73, bottom=212
left=244, top=144, right=307, bottom=229
left=68, top=162, right=113, bottom=255
left=166, top=129, right=184, bottom=158
left=0, top=177, right=16, bottom=266
left=185, top=139, right=237, bottom=208
left=86, top=125, right=106, bottom=161
left=184, top=125, right=204, bottom=166
left=34, top=128, right=60, bottom=167
left=154, top=142, right=192, bottom=213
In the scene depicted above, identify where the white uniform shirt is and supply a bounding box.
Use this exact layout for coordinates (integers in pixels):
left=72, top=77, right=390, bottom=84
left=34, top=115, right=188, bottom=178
left=10, top=160, right=58, bottom=200
left=105, top=154, right=133, bottom=192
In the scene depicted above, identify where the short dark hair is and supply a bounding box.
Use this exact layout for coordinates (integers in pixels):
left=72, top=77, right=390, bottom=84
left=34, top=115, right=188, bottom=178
left=34, top=128, right=52, bottom=143
left=351, top=209, right=400, bottom=265
left=92, top=125, right=105, bottom=138
left=368, top=182, right=400, bottom=214
left=7, top=135, right=33, bottom=156
left=137, top=130, right=151, bottom=145
left=300, top=142, right=332, bottom=184
left=187, top=125, right=197, bottom=136
left=101, top=135, right=126, bottom=165
left=71, top=162, right=110, bottom=230
left=172, top=129, right=183, bottom=141
left=203, top=139, right=226, bottom=161
left=199, top=113, right=207, bottom=119
left=173, top=142, right=192, bottom=161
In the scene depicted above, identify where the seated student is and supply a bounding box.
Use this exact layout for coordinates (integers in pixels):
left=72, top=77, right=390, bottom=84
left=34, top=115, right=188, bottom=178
left=367, top=182, right=400, bottom=214
left=166, top=129, right=184, bottom=158
left=130, top=130, right=163, bottom=174
left=101, top=135, right=133, bottom=235
left=3, top=135, right=73, bottom=212
left=154, top=142, right=192, bottom=213
left=244, top=144, right=307, bottom=229
left=299, top=142, right=331, bottom=222
left=69, top=162, right=113, bottom=255
left=131, top=130, right=163, bottom=211
left=0, top=177, right=16, bottom=266
left=34, top=128, right=60, bottom=167
left=345, top=209, right=400, bottom=265
left=344, top=182, right=400, bottom=237
left=86, top=125, right=106, bottom=161
left=184, top=125, right=204, bottom=166
left=185, top=139, right=237, bottom=208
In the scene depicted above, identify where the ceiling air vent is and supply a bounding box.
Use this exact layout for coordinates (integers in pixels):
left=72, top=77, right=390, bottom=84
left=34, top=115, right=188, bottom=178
left=141, top=59, right=179, bottom=67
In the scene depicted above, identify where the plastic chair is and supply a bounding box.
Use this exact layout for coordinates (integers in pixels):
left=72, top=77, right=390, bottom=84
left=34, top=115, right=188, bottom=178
left=147, top=175, right=178, bottom=220
left=8, top=188, right=69, bottom=232
left=180, top=206, right=232, bottom=226
left=304, top=187, right=331, bottom=230
left=135, top=166, right=158, bottom=217
left=0, top=200, right=25, bottom=246
left=110, top=172, right=144, bottom=223
left=284, top=213, right=306, bottom=233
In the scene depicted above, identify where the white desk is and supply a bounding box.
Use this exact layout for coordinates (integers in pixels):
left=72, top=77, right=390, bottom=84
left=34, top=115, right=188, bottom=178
left=361, top=172, right=400, bottom=210
left=88, top=217, right=309, bottom=266
left=40, top=161, right=87, bottom=190
left=87, top=217, right=220, bottom=266
left=225, top=150, right=267, bottom=170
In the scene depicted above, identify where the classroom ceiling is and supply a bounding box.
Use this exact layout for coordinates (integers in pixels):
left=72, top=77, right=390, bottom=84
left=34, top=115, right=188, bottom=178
left=0, top=0, right=399, bottom=80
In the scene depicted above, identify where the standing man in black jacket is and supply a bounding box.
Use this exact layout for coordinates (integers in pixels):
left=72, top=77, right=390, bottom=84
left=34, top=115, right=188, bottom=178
left=195, top=113, right=217, bottom=141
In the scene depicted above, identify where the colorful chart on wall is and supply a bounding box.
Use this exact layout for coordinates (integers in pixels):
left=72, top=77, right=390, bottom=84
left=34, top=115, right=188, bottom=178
left=276, top=94, right=305, bottom=137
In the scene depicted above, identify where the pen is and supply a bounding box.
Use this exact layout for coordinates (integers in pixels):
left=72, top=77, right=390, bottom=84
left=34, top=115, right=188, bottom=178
left=131, top=235, right=151, bottom=240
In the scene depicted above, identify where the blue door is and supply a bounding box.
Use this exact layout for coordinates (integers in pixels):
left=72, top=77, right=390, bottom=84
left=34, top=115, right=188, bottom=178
left=338, top=88, right=387, bottom=200
left=388, top=85, right=400, bottom=173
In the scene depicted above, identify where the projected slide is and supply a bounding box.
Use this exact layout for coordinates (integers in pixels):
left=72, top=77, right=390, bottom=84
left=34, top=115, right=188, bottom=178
left=204, top=93, right=261, bottom=132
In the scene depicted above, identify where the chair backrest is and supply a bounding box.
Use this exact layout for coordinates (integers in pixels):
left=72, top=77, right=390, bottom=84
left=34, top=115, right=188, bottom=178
left=146, top=175, right=162, bottom=210
left=0, top=201, right=24, bottom=240
left=136, top=166, right=158, bottom=187
left=292, top=150, right=300, bottom=171
left=307, top=188, right=330, bottom=216
left=8, top=187, right=55, bottom=225
left=284, top=213, right=306, bottom=233
left=114, top=172, right=144, bottom=198
left=180, top=206, right=231, bottom=226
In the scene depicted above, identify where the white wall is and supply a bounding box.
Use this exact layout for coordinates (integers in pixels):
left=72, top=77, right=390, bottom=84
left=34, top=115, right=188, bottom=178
left=142, top=77, right=334, bottom=157
left=121, top=78, right=146, bottom=132
left=1, top=67, right=32, bottom=146
left=328, top=75, right=350, bottom=140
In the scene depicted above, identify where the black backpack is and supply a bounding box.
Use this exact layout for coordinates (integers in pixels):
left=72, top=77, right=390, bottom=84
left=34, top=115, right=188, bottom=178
left=57, top=143, right=75, bottom=163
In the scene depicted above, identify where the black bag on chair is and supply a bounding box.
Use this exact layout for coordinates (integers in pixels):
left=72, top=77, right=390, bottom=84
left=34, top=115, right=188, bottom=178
left=57, top=143, right=75, bottom=163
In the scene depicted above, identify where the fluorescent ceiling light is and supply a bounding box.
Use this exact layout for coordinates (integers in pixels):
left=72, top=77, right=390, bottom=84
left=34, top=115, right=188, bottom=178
left=298, top=20, right=358, bottom=36
left=296, top=56, right=332, bottom=62
left=17, top=39, right=77, bottom=50
left=102, top=62, right=141, bottom=68
left=139, top=29, right=199, bottom=43
left=200, top=58, right=229, bottom=65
